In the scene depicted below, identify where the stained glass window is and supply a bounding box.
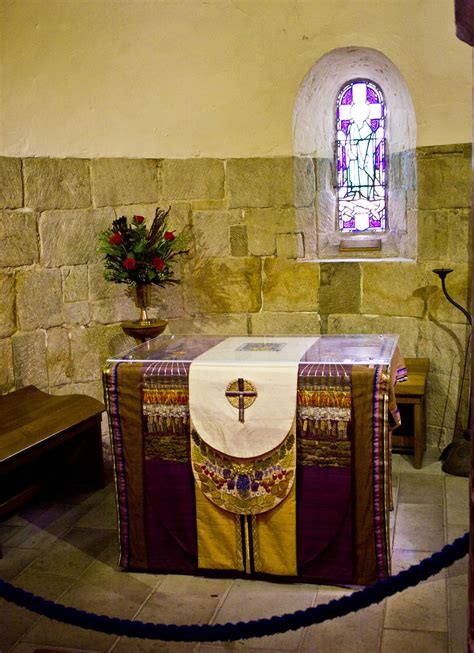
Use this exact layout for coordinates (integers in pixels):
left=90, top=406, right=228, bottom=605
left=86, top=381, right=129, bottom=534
left=336, top=80, right=386, bottom=233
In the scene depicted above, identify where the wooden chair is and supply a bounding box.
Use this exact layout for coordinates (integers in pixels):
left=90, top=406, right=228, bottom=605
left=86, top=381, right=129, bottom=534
left=393, top=358, right=430, bottom=469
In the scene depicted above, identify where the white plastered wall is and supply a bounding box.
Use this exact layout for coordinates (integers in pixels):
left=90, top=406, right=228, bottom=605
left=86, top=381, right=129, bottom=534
left=0, top=0, right=470, bottom=158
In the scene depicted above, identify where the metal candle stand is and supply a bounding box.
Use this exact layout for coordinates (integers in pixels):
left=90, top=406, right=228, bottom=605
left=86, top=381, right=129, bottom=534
left=432, top=268, right=471, bottom=476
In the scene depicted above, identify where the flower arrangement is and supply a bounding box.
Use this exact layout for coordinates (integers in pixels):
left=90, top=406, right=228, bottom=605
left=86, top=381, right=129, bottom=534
left=97, top=207, right=189, bottom=287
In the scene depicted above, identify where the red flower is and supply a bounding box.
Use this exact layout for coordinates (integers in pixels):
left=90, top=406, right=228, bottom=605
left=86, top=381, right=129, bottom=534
left=123, top=257, right=136, bottom=269
left=164, top=231, right=175, bottom=241
left=133, top=215, right=145, bottom=224
left=152, top=256, right=165, bottom=271
left=109, top=232, right=122, bottom=245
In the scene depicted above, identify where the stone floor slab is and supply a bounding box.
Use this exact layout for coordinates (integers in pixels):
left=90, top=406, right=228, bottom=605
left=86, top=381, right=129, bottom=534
left=300, top=587, right=384, bottom=652
left=211, top=579, right=316, bottom=650
left=380, top=628, right=448, bottom=652
left=385, top=579, right=447, bottom=632
left=393, top=503, right=445, bottom=551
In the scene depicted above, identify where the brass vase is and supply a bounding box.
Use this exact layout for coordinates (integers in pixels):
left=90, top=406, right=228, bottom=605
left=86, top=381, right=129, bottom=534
left=133, top=284, right=152, bottom=322
left=123, top=284, right=168, bottom=342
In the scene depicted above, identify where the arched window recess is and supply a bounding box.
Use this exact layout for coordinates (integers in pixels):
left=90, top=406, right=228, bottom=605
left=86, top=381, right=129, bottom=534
left=293, top=47, right=417, bottom=261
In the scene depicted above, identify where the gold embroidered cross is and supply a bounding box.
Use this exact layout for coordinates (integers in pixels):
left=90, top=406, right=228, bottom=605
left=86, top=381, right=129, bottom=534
left=225, top=378, right=257, bottom=423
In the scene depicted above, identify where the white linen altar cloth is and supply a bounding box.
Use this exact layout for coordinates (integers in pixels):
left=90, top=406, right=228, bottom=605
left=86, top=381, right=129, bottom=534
left=188, top=336, right=318, bottom=458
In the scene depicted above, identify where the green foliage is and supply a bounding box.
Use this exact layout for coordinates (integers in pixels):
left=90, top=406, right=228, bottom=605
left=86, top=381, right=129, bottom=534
left=97, top=207, right=189, bottom=287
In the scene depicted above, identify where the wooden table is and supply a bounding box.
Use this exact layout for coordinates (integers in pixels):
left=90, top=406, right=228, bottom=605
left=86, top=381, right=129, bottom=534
left=0, top=386, right=105, bottom=523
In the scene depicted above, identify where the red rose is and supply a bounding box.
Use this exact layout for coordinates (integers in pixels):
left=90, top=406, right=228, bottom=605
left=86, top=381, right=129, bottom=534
left=134, top=215, right=145, bottom=224
left=109, top=232, right=122, bottom=245
left=152, top=256, right=165, bottom=271
left=164, top=231, right=175, bottom=241
left=123, top=257, right=136, bottom=269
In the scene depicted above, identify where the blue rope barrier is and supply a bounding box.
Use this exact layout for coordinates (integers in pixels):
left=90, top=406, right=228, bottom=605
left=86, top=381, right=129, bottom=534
left=0, top=532, right=468, bottom=642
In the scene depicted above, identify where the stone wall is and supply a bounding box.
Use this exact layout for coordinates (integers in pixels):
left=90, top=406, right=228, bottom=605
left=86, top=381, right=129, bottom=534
left=0, top=145, right=471, bottom=446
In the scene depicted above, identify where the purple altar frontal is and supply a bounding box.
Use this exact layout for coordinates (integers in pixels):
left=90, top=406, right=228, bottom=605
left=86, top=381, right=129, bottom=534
left=104, top=334, right=405, bottom=585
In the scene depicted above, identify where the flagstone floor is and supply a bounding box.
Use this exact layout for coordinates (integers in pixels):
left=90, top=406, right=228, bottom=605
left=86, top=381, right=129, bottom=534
left=0, top=448, right=469, bottom=653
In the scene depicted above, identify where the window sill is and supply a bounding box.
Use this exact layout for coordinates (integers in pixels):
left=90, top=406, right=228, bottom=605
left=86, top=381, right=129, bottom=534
left=339, top=237, right=382, bottom=253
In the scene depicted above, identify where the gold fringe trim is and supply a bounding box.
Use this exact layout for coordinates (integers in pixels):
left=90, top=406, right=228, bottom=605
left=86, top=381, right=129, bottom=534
left=297, top=438, right=351, bottom=468
left=144, top=432, right=189, bottom=462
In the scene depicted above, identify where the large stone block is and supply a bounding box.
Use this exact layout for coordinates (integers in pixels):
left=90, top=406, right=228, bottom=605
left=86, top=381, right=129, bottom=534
left=262, top=259, right=319, bottom=312
left=293, top=157, right=316, bottom=207
left=426, top=425, right=446, bottom=448
left=40, top=208, right=115, bottom=267
left=16, top=269, right=63, bottom=331
left=114, top=203, right=160, bottom=223
left=418, top=208, right=470, bottom=264
left=70, top=324, right=127, bottom=383
left=62, top=266, right=89, bottom=303
left=0, top=338, right=14, bottom=392
left=387, top=189, right=407, bottom=232
left=0, top=157, right=22, bottom=208
left=91, top=297, right=137, bottom=324
left=315, top=158, right=334, bottom=192
left=417, top=208, right=469, bottom=267
left=399, top=209, right=418, bottom=261
left=417, top=209, right=450, bottom=262
left=113, top=202, right=192, bottom=234
left=446, top=209, right=471, bottom=264
left=246, top=208, right=296, bottom=256
left=191, top=199, right=227, bottom=211
left=12, top=331, right=48, bottom=389
left=425, top=371, right=459, bottom=445
left=24, top=158, right=91, bottom=210
left=192, top=210, right=241, bottom=258
left=315, top=191, right=337, bottom=233
left=50, top=380, right=105, bottom=403
left=416, top=319, right=469, bottom=377
left=0, top=273, right=15, bottom=337
left=149, top=282, right=187, bottom=320
left=164, top=202, right=192, bottom=233
left=327, top=314, right=420, bottom=358
left=361, top=263, right=427, bottom=318
left=226, top=158, right=295, bottom=208
left=161, top=159, right=224, bottom=200
left=295, top=207, right=317, bottom=260
left=0, top=210, right=39, bottom=267
left=88, top=262, right=125, bottom=301
left=46, top=327, right=71, bottom=386
left=169, top=314, right=249, bottom=335
left=91, top=158, right=159, bottom=207
left=230, top=225, right=248, bottom=257
left=276, top=233, right=304, bottom=259
left=417, top=152, right=471, bottom=210
left=389, top=150, right=416, bottom=190
left=183, top=258, right=261, bottom=314
left=63, top=301, right=91, bottom=326
left=319, top=263, right=361, bottom=314
left=250, top=312, right=321, bottom=335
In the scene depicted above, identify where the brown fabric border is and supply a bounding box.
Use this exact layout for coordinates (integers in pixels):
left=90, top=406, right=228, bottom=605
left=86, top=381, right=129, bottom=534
left=117, top=363, right=148, bottom=568
left=351, top=365, right=377, bottom=584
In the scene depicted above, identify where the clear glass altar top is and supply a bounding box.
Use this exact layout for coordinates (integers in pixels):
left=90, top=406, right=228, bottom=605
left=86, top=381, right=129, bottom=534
left=108, top=334, right=399, bottom=366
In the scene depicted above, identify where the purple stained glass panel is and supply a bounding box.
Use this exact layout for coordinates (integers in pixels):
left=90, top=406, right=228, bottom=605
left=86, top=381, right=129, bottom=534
left=341, top=87, right=353, bottom=105
left=336, top=80, right=387, bottom=233
left=341, top=119, right=351, bottom=135
left=366, top=86, right=379, bottom=104
left=370, top=118, right=380, bottom=132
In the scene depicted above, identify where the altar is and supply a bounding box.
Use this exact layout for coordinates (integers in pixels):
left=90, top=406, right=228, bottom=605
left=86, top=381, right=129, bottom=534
left=103, top=334, right=405, bottom=586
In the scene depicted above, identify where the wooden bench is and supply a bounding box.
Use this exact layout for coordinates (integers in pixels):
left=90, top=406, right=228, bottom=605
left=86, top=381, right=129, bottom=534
left=393, top=358, right=430, bottom=469
left=0, top=386, right=105, bottom=553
